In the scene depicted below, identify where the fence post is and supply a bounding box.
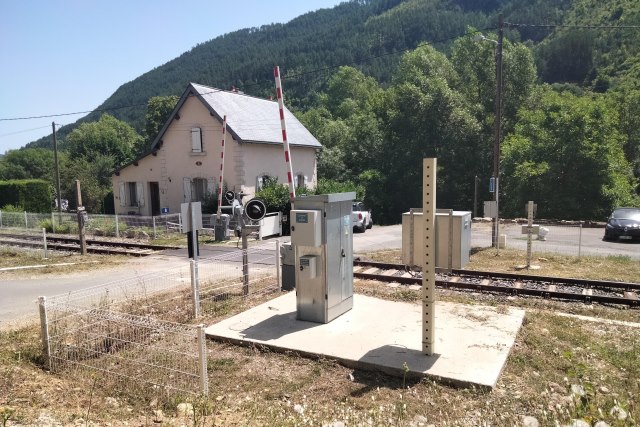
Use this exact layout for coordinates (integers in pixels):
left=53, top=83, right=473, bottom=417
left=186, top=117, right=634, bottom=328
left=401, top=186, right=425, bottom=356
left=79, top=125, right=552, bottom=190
left=578, top=224, right=582, bottom=259
left=152, top=216, right=157, bottom=239
left=38, top=296, right=52, bottom=371
left=178, top=213, right=182, bottom=233
left=190, top=259, right=201, bottom=318
left=115, top=214, right=120, bottom=238
left=197, top=324, right=209, bottom=396
left=0, top=210, right=2, bottom=228
left=42, top=228, right=48, bottom=259
left=51, top=211, right=55, bottom=232
left=24, top=211, right=28, bottom=229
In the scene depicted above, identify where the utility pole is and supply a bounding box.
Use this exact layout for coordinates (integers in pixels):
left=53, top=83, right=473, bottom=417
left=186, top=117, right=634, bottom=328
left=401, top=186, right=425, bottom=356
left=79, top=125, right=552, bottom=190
left=492, top=14, right=504, bottom=251
left=52, top=122, right=62, bottom=229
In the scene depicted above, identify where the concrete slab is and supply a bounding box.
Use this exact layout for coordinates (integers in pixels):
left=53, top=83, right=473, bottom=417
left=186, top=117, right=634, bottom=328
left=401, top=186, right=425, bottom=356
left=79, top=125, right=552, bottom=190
left=205, top=293, right=525, bottom=389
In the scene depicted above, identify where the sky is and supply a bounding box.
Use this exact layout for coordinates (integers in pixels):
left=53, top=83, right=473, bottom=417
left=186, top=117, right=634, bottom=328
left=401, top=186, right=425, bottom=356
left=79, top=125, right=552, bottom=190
left=0, top=0, right=344, bottom=154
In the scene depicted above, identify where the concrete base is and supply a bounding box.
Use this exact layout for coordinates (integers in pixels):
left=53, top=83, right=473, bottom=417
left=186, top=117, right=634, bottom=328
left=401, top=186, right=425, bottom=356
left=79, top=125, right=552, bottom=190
left=205, top=293, right=525, bottom=389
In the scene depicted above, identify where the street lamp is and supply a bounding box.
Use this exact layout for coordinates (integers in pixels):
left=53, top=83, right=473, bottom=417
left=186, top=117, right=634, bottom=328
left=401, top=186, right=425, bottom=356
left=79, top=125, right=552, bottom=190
left=474, top=15, right=504, bottom=252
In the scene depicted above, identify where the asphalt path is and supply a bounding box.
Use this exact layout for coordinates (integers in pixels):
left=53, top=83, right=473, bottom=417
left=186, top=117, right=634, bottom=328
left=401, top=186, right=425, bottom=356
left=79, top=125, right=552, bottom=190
left=1, top=223, right=637, bottom=327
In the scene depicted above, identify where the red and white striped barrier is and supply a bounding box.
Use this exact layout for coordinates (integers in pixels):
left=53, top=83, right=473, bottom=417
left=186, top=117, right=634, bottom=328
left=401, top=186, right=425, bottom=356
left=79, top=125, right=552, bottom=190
left=274, top=66, right=296, bottom=203
left=216, top=115, right=227, bottom=220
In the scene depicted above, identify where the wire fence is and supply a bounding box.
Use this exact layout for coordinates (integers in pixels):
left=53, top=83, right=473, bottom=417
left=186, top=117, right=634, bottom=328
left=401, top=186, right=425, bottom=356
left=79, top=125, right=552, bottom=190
left=0, top=210, right=183, bottom=239
left=39, top=241, right=280, bottom=397
left=472, top=222, right=639, bottom=260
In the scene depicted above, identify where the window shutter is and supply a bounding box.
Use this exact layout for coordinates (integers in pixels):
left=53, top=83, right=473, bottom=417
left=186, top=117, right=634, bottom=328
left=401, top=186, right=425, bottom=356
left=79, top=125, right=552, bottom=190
left=256, top=175, right=264, bottom=191
left=304, top=175, right=308, bottom=187
left=191, top=127, right=202, bottom=152
left=183, top=178, right=192, bottom=202
left=136, top=182, right=145, bottom=207
left=119, top=182, right=126, bottom=207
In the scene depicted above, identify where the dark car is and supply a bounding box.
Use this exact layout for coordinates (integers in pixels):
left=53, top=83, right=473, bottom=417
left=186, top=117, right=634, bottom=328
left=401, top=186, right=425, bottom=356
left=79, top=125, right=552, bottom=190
left=603, top=207, right=640, bottom=241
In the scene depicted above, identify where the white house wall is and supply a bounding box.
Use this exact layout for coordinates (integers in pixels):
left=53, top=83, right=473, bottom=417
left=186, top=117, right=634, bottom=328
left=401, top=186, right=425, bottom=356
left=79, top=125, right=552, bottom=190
left=112, top=93, right=317, bottom=216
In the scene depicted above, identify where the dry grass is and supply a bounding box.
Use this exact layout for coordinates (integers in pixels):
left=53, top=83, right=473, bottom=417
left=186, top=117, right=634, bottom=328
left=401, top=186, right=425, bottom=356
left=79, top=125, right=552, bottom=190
left=1, top=248, right=640, bottom=426
left=0, top=246, right=127, bottom=275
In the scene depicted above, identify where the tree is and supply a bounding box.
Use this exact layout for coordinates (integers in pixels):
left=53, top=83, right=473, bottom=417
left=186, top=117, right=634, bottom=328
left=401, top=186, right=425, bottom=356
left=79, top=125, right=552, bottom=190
left=0, top=148, right=58, bottom=181
left=501, top=88, right=638, bottom=220
left=379, top=45, right=482, bottom=222
left=142, top=95, right=179, bottom=154
left=60, top=154, right=116, bottom=213
left=65, top=114, right=140, bottom=167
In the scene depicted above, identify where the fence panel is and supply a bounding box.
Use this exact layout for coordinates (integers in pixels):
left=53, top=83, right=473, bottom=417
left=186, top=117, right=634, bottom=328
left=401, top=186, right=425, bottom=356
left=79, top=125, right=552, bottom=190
left=46, top=303, right=205, bottom=395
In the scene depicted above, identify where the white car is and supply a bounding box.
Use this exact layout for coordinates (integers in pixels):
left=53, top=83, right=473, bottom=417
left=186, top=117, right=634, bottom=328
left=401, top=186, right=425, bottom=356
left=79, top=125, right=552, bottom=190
left=351, top=201, right=373, bottom=233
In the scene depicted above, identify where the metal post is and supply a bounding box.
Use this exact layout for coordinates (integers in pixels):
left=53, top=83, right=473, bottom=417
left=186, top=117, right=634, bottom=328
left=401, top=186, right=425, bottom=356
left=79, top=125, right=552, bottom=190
left=190, top=259, right=201, bottom=318
left=152, top=216, right=157, bottom=239
left=42, top=228, right=48, bottom=259
left=409, top=209, right=415, bottom=267
left=578, top=224, right=582, bottom=259
left=492, top=14, right=504, bottom=253
left=38, top=296, right=52, bottom=371
left=52, top=122, right=62, bottom=227
left=115, top=214, right=120, bottom=238
left=422, top=158, right=437, bottom=355
left=526, top=201, right=534, bottom=268
left=51, top=211, right=55, bottom=232
left=242, top=229, right=249, bottom=295
left=0, top=210, right=2, bottom=228
left=24, top=211, right=28, bottom=229
left=276, top=239, right=281, bottom=289
left=178, top=213, right=183, bottom=233
left=197, top=324, right=209, bottom=395
left=75, top=180, right=87, bottom=255
left=190, top=203, right=198, bottom=262
left=448, top=209, right=453, bottom=272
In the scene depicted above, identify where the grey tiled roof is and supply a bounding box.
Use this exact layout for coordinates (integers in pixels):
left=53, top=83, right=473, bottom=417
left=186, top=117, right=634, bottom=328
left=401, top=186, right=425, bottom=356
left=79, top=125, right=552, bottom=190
left=191, top=83, right=321, bottom=148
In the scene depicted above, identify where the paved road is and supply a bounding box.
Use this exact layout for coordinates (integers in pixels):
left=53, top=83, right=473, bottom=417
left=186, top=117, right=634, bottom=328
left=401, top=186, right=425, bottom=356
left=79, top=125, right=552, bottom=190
left=1, top=223, right=637, bottom=326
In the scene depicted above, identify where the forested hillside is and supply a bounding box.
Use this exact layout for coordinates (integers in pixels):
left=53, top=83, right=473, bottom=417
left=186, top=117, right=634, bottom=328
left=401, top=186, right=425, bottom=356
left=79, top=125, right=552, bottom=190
left=5, top=0, right=640, bottom=220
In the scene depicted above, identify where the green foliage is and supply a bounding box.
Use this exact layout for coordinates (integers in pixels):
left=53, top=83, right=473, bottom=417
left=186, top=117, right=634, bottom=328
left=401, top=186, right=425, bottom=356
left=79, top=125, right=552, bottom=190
left=0, top=180, right=52, bottom=213
left=0, top=148, right=61, bottom=181
left=502, top=87, right=638, bottom=219
left=0, top=204, right=22, bottom=213
left=60, top=154, right=116, bottom=213
left=65, top=114, right=140, bottom=167
left=255, top=179, right=290, bottom=213
left=313, top=178, right=364, bottom=200
left=142, top=95, right=179, bottom=153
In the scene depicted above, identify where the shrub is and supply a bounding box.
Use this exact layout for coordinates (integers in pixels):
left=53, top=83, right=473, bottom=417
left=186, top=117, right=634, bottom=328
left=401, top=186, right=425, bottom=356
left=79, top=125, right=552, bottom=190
left=0, top=180, right=52, bottom=213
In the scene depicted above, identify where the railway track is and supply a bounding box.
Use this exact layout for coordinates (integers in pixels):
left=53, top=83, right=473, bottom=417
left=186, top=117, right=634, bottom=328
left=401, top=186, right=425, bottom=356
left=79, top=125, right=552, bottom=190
left=353, top=260, right=640, bottom=307
left=0, top=233, right=180, bottom=256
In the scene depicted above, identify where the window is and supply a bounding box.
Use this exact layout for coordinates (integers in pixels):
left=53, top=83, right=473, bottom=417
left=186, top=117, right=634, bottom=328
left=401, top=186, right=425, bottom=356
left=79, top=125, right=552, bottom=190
left=192, top=178, right=207, bottom=202
left=256, top=174, right=276, bottom=191
left=295, top=174, right=308, bottom=189
left=119, top=182, right=144, bottom=207
left=191, top=127, right=203, bottom=153
left=127, top=183, right=137, bottom=206
left=183, top=177, right=215, bottom=202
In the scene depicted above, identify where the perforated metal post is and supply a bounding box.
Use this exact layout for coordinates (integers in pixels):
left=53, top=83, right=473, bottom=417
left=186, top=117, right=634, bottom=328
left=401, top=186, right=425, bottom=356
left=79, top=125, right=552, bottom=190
left=190, top=260, right=201, bottom=318
left=115, top=214, right=120, bottom=238
left=197, top=324, right=209, bottom=395
left=422, top=158, right=437, bottom=355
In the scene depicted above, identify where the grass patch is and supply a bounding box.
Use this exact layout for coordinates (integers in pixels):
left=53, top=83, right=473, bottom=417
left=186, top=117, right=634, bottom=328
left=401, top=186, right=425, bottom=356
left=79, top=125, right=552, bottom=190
left=0, top=247, right=126, bottom=273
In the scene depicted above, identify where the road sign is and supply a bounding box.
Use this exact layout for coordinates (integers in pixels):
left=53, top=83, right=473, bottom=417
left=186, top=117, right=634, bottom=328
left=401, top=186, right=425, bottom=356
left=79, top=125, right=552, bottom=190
left=489, top=177, right=495, bottom=193
left=161, top=207, right=169, bottom=214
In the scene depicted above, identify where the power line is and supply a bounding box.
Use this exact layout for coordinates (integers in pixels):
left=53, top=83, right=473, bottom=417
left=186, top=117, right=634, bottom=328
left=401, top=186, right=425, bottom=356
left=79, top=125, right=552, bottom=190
left=0, top=124, right=52, bottom=138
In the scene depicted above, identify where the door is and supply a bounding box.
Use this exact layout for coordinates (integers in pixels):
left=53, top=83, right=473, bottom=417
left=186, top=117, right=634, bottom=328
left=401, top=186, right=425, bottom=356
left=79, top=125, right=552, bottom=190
left=149, top=182, right=161, bottom=216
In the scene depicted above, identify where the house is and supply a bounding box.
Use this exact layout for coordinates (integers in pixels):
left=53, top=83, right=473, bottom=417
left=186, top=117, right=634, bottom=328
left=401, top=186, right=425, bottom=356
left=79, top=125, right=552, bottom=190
left=111, top=83, right=321, bottom=216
